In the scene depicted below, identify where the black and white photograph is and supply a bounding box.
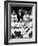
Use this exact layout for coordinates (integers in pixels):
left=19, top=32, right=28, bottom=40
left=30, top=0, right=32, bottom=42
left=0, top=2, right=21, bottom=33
left=4, top=1, right=37, bottom=45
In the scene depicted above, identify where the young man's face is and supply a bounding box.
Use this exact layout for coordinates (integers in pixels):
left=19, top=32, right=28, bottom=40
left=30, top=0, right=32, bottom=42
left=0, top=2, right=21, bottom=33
left=19, top=9, right=22, bottom=16
left=12, top=11, right=15, bottom=15
left=19, top=12, right=21, bottom=16
left=25, top=11, right=27, bottom=15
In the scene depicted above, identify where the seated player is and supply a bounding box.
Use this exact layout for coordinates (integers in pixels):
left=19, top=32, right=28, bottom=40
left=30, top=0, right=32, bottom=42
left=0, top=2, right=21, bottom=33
left=23, top=10, right=30, bottom=23
left=11, top=10, right=18, bottom=27
left=17, top=9, right=23, bottom=22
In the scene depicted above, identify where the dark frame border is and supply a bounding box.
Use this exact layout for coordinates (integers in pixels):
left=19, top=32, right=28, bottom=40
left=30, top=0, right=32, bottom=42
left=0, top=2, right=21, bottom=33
left=4, top=1, right=37, bottom=45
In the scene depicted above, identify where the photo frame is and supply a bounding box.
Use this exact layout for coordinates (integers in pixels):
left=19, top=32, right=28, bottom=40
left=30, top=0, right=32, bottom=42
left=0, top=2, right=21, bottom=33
left=4, top=1, right=37, bottom=45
